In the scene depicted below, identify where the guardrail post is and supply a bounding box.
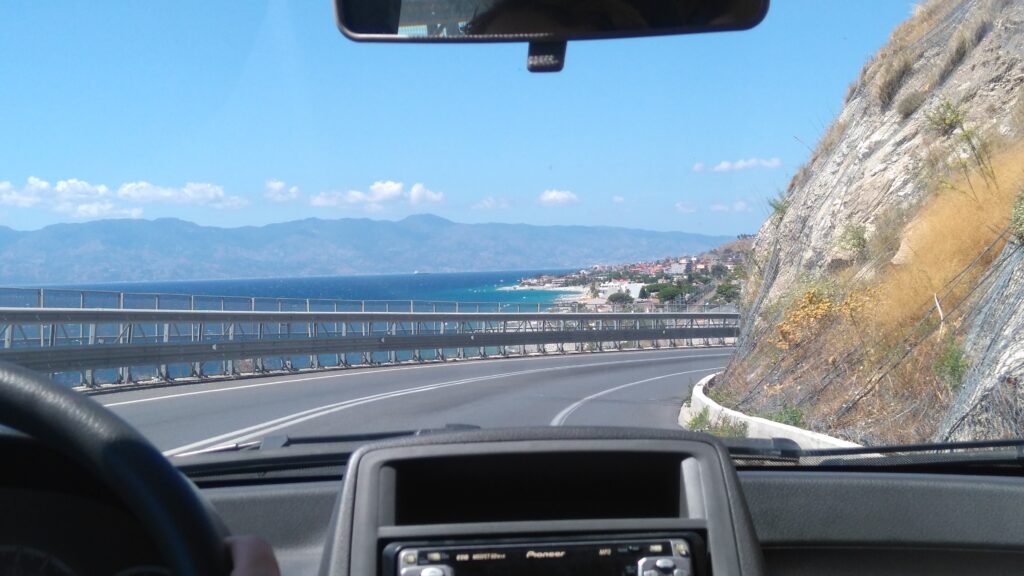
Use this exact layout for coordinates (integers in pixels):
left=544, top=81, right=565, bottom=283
left=192, top=321, right=204, bottom=378
left=227, top=322, right=236, bottom=375
left=159, top=319, right=170, bottom=381
left=118, top=323, right=133, bottom=384
left=388, top=321, right=397, bottom=364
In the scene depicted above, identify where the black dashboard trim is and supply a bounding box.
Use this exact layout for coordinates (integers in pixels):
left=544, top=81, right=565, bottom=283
left=320, top=427, right=766, bottom=576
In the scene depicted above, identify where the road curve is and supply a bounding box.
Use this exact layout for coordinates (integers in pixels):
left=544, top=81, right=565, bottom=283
left=97, top=348, right=732, bottom=454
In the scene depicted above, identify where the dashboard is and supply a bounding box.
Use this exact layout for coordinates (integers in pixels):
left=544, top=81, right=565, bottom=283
left=322, top=428, right=764, bottom=576
left=10, top=427, right=1024, bottom=575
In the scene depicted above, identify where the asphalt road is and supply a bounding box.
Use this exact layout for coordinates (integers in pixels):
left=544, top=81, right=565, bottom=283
left=96, top=348, right=733, bottom=455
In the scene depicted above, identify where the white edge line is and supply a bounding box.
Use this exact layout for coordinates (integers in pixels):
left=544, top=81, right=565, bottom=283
left=549, top=366, right=725, bottom=426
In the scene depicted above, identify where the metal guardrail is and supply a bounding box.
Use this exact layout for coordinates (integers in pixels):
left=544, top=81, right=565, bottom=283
left=0, top=307, right=739, bottom=388
left=0, top=286, right=720, bottom=314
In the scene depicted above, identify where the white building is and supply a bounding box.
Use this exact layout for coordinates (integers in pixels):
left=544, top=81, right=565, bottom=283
left=599, top=281, right=645, bottom=300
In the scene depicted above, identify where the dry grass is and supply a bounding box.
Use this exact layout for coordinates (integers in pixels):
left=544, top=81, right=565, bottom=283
left=867, top=142, right=1024, bottom=337
left=816, top=120, right=847, bottom=158
left=876, top=55, right=914, bottom=109
left=868, top=1, right=984, bottom=109
left=897, top=90, right=928, bottom=119
left=892, top=1, right=961, bottom=47
left=933, top=17, right=991, bottom=88
left=845, top=81, right=859, bottom=104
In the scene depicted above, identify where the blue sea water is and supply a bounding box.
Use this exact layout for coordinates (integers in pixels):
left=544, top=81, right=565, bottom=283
left=66, top=269, right=576, bottom=307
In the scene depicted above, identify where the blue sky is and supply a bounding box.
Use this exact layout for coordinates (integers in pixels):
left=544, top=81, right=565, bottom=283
left=0, top=1, right=916, bottom=236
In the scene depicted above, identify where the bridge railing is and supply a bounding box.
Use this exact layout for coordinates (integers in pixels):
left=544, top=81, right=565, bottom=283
left=0, top=289, right=738, bottom=389
left=0, top=286, right=722, bottom=314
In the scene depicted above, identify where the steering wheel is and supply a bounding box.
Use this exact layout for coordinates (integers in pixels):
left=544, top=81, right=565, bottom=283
left=0, top=360, right=229, bottom=575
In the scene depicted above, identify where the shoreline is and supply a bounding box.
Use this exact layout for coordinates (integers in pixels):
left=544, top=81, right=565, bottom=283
left=496, top=284, right=589, bottom=306
left=496, top=285, right=588, bottom=293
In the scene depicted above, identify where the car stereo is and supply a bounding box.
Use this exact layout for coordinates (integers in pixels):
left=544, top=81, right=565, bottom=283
left=385, top=535, right=702, bottom=576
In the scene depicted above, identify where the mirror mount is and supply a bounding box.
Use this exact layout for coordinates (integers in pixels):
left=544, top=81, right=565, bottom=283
left=335, top=0, right=769, bottom=72
left=527, top=41, right=566, bottom=73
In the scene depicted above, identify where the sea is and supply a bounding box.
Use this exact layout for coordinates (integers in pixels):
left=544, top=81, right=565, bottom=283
left=59, top=269, right=577, bottom=307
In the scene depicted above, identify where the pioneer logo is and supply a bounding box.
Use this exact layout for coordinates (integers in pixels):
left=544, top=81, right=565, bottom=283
left=525, top=550, right=567, bottom=559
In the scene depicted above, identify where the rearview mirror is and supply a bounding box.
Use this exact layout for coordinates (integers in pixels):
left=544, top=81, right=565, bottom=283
left=335, top=0, right=769, bottom=71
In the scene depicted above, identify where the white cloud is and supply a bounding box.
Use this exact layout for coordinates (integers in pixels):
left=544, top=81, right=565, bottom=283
left=472, top=197, right=510, bottom=210
left=732, top=200, right=751, bottom=212
left=54, top=178, right=111, bottom=200
left=116, top=181, right=248, bottom=208
left=0, top=176, right=246, bottom=219
left=25, top=176, right=51, bottom=194
left=675, top=202, right=697, bottom=214
left=308, top=191, right=347, bottom=208
left=0, top=180, right=41, bottom=207
left=709, top=203, right=730, bottom=212
left=692, top=163, right=705, bottom=173
left=612, top=195, right=625, bottom=204
left=309, top=180, right=444, bottom=212
left=409, top=183, right=444, bottom=204
left=539, top=189, right=578, bottom=206
left=316, top=180, right=405, bottom=211
left=367, top=180, right=404, bottom=202
left=264, top=179, right=301, bottom=202
left=711, top=157, right=782, bottom=172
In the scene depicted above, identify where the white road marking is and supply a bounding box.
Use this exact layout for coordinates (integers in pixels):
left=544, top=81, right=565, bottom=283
left=163, top=354, right=733, bottom=457
left=103, top=348, right=731, bottom=407
left=549, top=366, right=725, bottom=426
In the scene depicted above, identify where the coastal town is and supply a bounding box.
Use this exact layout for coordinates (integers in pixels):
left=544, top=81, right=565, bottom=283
left=500, top=237, right=750, bottom=308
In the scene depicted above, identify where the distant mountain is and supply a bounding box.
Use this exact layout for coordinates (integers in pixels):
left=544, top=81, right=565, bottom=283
left=0, top=215, right=733, bottom=285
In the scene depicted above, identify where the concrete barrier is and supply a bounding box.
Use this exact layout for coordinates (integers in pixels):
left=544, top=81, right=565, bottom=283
left=679, top=373, right=860, bottom=449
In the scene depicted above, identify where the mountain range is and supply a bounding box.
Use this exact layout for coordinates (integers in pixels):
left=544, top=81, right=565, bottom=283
left=0, top=214, right=732, bottom=285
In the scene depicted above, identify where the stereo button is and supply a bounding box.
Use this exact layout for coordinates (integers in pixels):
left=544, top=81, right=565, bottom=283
left=422, top=567, right=445, bottom=576
left=655, top=559, right=676, bottom=571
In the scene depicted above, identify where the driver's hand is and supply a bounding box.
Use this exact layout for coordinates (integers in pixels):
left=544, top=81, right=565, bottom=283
left=226, top=535, right=282, bottom=576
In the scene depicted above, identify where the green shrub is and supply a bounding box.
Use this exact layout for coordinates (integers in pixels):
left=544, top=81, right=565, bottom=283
left=1012, top=188, right=1024, bottom=244
left=837, top=224, right=869, bottom=261
left=897, top=90, right=927, bottom=119
left=925, top=98, right=966, bottom=136
left=687, top=406, right=712, bottom=430
left=934, top=338, right=970, bottom=390
left=607, top=290, right=634, bottom=304
left=715, top=282, right=740, bottom=303
left=757, top=403, right=804, bottom=427
left=687, top=407, right=748, bottom=437
left=768, top=191, right=788, bottom=224
left=876, top=55, right=913, bottom=108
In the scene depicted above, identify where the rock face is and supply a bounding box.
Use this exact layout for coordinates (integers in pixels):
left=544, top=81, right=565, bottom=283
left=746, top=0, right=1023, bottom=323
left=941, top=241, right=1024, bottom=440
left=723, top=0, right=1024, bottom=443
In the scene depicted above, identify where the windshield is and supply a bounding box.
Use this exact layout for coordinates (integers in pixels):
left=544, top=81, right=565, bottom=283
left=2, top=0, right=1021, bottom=455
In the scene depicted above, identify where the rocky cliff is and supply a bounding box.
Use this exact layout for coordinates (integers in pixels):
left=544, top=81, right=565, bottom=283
left=717, top=0, right=1024, bottom=444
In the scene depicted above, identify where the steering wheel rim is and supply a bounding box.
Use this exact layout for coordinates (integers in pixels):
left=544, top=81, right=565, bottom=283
left=0, top=360, right=229, bottom=575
